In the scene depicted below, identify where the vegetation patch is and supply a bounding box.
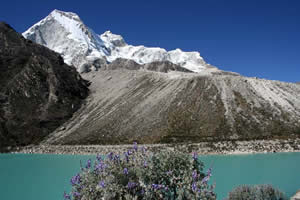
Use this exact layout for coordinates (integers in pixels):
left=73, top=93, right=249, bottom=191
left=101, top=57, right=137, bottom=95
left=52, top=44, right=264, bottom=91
left=64, top=143, right=216, bottom=200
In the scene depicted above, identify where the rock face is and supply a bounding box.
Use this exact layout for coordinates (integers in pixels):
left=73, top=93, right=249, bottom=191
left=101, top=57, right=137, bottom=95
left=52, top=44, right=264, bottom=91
left=103, top=58, right=193, bottom=73
left=291, top=190, right=300, bottom=200
left=0, top=22, right=89, bottom=150
left=43, top=61, right=300, bottom=145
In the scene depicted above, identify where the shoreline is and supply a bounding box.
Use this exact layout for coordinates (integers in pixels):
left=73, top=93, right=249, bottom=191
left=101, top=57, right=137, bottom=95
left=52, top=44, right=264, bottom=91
left=7, top=138, right=300, bottom=156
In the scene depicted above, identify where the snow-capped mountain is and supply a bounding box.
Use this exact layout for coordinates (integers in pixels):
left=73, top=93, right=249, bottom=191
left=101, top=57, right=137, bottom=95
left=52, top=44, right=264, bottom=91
left=23, top=9, right=211, bottom=73
left=20, top=9, right=300, bottom=145
left=23, top=10, right=109, bottom=72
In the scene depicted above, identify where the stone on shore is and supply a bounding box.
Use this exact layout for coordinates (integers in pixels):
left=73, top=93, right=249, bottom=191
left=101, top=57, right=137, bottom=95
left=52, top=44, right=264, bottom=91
left=291, top=190, right=300, bottom=200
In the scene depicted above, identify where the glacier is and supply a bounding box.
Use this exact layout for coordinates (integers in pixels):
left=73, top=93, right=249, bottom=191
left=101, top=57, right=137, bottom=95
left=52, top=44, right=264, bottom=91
left=23, top=9, right=212, bottom=73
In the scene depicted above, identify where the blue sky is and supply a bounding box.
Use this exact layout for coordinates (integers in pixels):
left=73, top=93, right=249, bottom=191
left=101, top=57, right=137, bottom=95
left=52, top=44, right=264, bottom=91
left=1, top=0, right=299, bottom=82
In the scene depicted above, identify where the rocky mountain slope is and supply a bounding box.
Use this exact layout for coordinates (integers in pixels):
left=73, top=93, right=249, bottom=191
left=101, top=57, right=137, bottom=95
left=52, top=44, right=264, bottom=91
left=0, top=22, right=89, bottom=150
left=23, top=9, right=213, bottom=73
left=20, top=10, right=300, bottom=145
left=43, top=61, right=300, bottom=145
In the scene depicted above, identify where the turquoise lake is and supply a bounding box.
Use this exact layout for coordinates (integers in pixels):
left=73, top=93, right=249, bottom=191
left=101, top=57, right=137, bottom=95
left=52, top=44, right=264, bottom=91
left=0, top=152, right=299, bottom=200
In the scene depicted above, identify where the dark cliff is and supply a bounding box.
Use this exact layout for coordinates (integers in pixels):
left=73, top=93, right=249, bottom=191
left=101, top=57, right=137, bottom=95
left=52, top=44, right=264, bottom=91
left=0, top=22, right=89, bottom=150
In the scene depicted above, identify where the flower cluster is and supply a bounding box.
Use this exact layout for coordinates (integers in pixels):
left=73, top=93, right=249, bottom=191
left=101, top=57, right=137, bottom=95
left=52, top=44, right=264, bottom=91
left=70, top=174, right=81, bottom=186
left=64, top=144, right=216, bottom=200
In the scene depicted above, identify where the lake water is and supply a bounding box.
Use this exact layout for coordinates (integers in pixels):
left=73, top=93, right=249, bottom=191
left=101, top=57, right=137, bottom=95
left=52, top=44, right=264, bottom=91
left=0, top=152, right=299, bottom=200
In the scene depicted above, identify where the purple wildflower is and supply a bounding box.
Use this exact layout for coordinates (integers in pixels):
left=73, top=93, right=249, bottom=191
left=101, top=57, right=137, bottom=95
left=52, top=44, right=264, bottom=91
left=143, top=160, right=148, bottom=167
left=207, top=168, right=212, bottom=177
left=113, top=154, right=120, bottom=162
left=127, top=149, right=132, bottom=155
left=152, top=184, right=164, bottom=190
left=201, top=175, right=210, bottom=184
left=95, top=162, right=101, bottom=170
left=85, top=159, right=91, bottom=169
left=152, top=184, right=159, bottom=190
left=73, top=191, right=80, bottom=197
left=63, top=192, right=71, bottom=200
left=70, top=174, right=81, bottom=185
left=133, top=142, right=138, bottom=151
left=141, top=146, right=147, bottom=154
left=200, top=168, right=212, bottom=184
left=108, top=152, right=114, bottom=160
left=95, top=161, right=105, bottom=171
left=192, top=170, right=197, bottom=180
left=124, top=152, right=129, bottom=162
left=192, top=182, right=197, bottom=192
left=99, top=181, right=106, bottom=188
left=96, top=154, right=102, bottom=161
left=127, top=182, right=137, bottom=189
left=192, top=152, right=198, bottom=160
left=123, top=168, right=129, bottom=175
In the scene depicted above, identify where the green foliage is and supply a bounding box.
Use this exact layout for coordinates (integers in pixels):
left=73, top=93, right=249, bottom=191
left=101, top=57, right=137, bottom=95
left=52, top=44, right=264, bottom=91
left=225, top=184, right=288, bottom=200
left=64, top=143, right=216, bottom=200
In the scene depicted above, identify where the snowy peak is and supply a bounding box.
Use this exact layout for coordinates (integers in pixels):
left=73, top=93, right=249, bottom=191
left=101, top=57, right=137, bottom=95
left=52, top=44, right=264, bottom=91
left=23, top=9, right=213, bottom=73
left=48, top=9, right=90, bottom=42
left=23, top=9, right=109, bottom=71
left=50, top=9, right=81, bottom=22
left=48, top=9, right=105, bottom=49
left=100, top=30, right=126, bottom=47
left=23, top=9, right=86, bottom=41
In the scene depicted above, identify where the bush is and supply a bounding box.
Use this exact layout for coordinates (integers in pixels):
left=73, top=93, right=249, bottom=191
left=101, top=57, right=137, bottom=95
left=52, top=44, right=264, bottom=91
left=225, top=184, right=288, bottom=200
left=64, top=143, right=216, bottom=200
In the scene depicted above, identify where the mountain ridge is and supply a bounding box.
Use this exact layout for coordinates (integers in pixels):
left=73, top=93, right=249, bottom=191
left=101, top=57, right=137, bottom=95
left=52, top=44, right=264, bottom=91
left=23, top=9, right=213, bottom=73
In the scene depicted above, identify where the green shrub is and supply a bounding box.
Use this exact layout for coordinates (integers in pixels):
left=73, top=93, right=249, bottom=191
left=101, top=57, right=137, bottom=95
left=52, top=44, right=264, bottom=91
left=225, top=184, right=288, bottom=200
left=64, top=143, right=216, bottom=200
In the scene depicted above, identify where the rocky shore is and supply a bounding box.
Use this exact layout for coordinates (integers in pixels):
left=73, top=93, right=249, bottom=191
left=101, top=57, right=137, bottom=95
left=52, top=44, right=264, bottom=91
left=291, top=190, right=300, bottom=200
left=9, top=138, right=300, bottom=155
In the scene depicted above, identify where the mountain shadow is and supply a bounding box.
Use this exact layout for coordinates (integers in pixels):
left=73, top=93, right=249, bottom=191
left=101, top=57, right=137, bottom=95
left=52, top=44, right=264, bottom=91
left=0, top=22, right=89, bottom=151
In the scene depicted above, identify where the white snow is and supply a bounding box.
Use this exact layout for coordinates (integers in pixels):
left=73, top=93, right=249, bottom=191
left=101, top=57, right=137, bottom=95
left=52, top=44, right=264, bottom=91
left=50, top=10, right=86, bottom=43
left=100, top=30, right=126, bottom=47
left=23, top=9, right=211, bottom=73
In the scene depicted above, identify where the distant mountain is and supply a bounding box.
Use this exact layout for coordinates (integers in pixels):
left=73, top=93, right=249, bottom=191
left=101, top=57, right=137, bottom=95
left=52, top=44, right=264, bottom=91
left=20, top=10, right=300, bottom=145
left=23, top=9, right=212, bottom=73
left=0, top=22, right=89, bottom=150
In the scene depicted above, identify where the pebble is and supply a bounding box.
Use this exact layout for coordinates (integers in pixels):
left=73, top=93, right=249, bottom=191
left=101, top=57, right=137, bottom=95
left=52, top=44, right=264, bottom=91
left=291, top=190, right=300, bottom=200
